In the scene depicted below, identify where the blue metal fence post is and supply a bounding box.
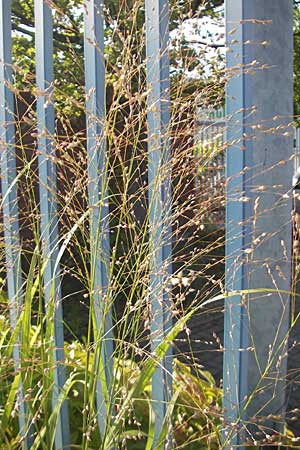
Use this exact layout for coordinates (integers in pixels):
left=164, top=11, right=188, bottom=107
left=34, top=1, right=70, bottom=448
left=145, top=0, right=172, bottom=446
left=0, top=2, right=32, bottom=447
left=223, top=1, right=245, bottom=446
left=224, top=0, right=293, bottom=447
left=83, top=0, right=114, bottom=436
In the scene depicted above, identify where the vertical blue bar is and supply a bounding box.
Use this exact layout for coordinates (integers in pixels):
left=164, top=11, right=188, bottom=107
left=223, top=0, right=245, bottom=447
left=145, top=0, right=172, bottom=446
left=224, top=0, right=293, bottom=446
left=0, top=2, right=31, bottom=447
left=34, top=1, right=70, bottom=448
left=83, top=0, right=114, bottom=436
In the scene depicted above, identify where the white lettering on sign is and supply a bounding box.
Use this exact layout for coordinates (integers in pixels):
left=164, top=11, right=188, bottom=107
left=196, top=106, right=225, bottom=123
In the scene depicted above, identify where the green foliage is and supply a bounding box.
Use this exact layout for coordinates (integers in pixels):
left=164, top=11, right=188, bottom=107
left=12, top=0, right=85, bottom=120
left=11, top=0, right=225, bottom=120
left=0, top=297, right=298, bottom=449
left=0, top=297, right=222, bottom=449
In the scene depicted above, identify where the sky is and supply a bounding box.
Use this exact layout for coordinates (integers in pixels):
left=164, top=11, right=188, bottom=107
left=170, top=7, right=225, bottom=78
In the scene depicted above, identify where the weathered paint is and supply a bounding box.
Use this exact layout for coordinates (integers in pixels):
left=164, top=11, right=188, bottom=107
left=224, top=0, right=293, bottom=446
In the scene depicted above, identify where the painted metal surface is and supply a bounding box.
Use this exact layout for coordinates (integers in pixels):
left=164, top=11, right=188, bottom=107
left=145, top=0, right=172, bottom=446
left=0, top=2, right=32, bottom=447
left=83, top=0, right=114, bottom=437
left=224, top=0, right=293, bottom=447
left=223, top=1, right=245, bottom=446
left=34, top=1, right=70, bottom=448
